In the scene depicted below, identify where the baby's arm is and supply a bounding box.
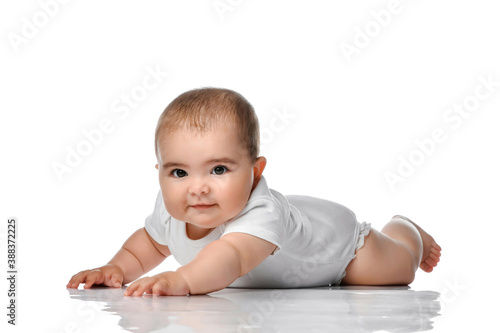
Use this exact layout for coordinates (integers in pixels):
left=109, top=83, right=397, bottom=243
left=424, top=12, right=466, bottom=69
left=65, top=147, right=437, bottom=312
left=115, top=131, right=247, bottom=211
left=67, top=227, right=170, bottom=289
left=124, top=233, right=277, bottom=296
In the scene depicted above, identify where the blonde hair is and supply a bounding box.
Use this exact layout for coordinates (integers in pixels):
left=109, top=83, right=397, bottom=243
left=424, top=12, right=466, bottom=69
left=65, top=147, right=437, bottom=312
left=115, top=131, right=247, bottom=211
left=155, top=87, right=260, bottom=162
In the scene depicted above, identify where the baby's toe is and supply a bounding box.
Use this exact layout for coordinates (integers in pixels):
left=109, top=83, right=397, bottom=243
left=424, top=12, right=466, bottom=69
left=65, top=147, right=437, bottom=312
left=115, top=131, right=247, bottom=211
left=429, top=252, right=440, bottom=262
left=420, top=262, right=433, bottom=272
left=425, top=256, right=438, bottom=268
left=431, top=247, right=441, bottom=257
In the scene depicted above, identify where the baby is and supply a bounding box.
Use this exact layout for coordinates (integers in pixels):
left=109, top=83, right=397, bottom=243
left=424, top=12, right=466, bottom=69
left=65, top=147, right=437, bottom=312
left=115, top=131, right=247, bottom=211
left=67, top=88, right=441, bottom=296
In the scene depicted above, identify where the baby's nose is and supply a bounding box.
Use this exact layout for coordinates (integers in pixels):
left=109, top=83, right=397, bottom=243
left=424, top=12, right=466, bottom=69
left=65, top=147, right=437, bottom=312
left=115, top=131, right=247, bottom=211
left=188, top=179, right=210, bottom=195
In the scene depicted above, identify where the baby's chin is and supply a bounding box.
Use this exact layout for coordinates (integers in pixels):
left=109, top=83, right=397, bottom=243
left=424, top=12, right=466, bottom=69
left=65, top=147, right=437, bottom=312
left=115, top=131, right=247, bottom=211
left=176, top=205, right=243, bottom=226
left=182, top=212, right=224, bottom=227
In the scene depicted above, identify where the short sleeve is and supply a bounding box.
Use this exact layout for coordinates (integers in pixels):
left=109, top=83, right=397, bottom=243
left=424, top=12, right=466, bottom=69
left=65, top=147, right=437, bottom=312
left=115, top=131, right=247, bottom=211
left=144, top=190, right=170, bottom=245
left=221, top=198, right=285, bottom=254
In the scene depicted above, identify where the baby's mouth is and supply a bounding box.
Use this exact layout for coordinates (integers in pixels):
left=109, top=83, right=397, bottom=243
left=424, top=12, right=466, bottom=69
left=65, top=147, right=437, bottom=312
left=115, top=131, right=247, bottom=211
left=190, top=204, right=216, bottom=209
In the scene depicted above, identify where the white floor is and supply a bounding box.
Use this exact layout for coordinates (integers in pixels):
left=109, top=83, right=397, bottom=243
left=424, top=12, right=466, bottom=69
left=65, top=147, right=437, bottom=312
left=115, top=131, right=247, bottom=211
left=59, top=285, right=441, bottom=333
left=2, top=275, right=496, bottom=333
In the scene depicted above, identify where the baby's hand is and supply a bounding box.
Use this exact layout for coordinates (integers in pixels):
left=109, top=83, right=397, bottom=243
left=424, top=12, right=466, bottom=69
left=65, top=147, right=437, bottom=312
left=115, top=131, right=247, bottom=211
left=67, top=264, right=124, bottom=289
left=124, top=271, right=190, bottom=296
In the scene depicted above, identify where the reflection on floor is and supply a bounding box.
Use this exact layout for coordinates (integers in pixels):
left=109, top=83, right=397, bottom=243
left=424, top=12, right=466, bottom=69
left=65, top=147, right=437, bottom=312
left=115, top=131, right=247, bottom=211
left=67, top=285, right=441, bottom=333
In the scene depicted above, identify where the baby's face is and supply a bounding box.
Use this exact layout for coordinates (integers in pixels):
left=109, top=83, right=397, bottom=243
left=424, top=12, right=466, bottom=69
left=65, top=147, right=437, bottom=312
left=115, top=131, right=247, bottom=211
left=156, top=123, right=265, bottom=236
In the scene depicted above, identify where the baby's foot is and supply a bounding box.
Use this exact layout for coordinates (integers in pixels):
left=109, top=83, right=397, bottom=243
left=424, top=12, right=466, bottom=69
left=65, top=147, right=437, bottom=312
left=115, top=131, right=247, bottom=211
left=393, top=215, right=442, bottom=272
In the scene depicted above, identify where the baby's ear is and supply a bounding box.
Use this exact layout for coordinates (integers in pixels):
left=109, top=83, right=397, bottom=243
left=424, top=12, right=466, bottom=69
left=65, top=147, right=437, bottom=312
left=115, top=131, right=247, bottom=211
left=252, top=156, right=267, bottom=181
left=155, top=164, right=159, bottom=170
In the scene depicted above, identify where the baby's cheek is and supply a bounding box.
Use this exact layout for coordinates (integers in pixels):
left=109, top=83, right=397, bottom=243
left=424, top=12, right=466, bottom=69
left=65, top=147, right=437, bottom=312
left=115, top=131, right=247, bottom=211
left=224, top=189, right=248, bottom=215
left=164, top=194, right=185, bottom=217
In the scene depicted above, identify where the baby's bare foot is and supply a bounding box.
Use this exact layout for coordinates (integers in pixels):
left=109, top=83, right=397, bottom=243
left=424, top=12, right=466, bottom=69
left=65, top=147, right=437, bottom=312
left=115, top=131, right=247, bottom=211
left=393, top=215, right=442, bottom=272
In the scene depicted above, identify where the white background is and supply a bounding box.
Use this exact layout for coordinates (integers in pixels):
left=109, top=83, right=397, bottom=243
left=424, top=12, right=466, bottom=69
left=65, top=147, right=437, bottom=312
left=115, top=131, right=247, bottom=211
left=1, top=0, right=499, bottom=332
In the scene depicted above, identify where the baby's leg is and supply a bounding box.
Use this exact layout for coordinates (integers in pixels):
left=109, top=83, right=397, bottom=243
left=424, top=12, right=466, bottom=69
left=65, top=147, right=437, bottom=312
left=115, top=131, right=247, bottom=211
left=342, top=215, right=441, bottom=285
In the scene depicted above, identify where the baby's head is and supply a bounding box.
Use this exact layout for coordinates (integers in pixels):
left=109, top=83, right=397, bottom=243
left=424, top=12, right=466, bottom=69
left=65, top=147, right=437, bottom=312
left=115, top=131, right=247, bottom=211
left=155, top=87, right=260, bottom=163
left=154, top=88, right=267, bottom=237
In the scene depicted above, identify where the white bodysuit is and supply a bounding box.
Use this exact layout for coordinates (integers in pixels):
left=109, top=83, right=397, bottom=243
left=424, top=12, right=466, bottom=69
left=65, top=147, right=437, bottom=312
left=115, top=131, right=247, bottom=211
left=145, top=176, right=371, bottom=288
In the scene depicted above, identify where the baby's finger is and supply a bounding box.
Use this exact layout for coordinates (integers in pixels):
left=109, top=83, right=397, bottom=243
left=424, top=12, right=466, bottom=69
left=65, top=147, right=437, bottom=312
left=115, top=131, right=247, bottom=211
left=110, top=273, right=123, bottom=288
left=152, top=280, right=170, bottom=296
left=131, top=282, right=152, bottom=296
left=66, top=275, right=78, bottom=288
left=66, top=272, right=82, bottom=287
left=67, top=271, right=90, bottom=288
left=125, top=279, right=153, bottom=296
left=84, top=271, right=103, bottom=289
left=123, top=280, right=141, bottom=296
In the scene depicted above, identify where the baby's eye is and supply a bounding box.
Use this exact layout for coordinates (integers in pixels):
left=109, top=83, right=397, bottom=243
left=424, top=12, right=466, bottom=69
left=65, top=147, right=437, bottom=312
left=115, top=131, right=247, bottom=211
left=171, top=169, right=187, bottom=178
left=211, top=165, right=228, bottom=175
